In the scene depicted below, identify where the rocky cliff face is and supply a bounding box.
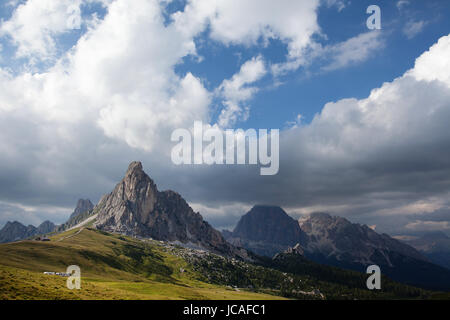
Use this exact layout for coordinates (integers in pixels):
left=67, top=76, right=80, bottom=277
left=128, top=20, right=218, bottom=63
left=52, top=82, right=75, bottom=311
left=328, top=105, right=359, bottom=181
left=0, top=220, right=55, bottom=243
left=93, top=161, right=247, bottom=258
left=223, top=205, right=308, bottom=257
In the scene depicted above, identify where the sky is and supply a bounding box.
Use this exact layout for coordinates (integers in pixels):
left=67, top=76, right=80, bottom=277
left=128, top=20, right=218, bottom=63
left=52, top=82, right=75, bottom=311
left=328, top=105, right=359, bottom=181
left=0, top=0, right=450, bottom=237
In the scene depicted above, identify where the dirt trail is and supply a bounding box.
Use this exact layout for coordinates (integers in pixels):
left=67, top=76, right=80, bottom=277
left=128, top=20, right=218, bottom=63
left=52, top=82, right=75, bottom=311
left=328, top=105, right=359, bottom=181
left=57, top=227, right=84, bottom=242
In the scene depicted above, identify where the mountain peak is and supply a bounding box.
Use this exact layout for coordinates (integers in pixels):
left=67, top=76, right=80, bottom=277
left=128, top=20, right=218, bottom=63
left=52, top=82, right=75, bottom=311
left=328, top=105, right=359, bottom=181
left=36, top=220, right=56, bottom=234
left=0, top=220, right=39, bottom=243
left=70, top=199, right=94, bottom=220
left=76, top=198, right=93, bottom=208
left=299, top=212, right=427, bottom=267
left=126, top=161, right=144, bottom=175
left=227, top=205, right=308, bottom=256
left=93, top=162, right=242, bottom=258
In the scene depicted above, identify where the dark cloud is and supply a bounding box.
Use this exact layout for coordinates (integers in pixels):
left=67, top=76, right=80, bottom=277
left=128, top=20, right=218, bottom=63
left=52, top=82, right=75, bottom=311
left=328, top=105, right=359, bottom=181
left=0, top=2, right=449, bottom=237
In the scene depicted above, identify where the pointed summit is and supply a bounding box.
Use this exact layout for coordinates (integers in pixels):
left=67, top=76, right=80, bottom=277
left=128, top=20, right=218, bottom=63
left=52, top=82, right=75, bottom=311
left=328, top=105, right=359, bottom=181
left=93, top=161, right=243, bottom=257
left=125, top=161, right=144, bottom=177
left=127, top=160, right=142, bottom=170
left=94, top=161, right=158, bottom=232
left=69, top=199, right=94, bottom=219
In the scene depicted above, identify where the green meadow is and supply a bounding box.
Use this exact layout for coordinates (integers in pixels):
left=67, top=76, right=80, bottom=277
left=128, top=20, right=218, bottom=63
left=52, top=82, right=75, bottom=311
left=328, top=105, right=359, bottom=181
left=0, top=228, right=285, bottom=300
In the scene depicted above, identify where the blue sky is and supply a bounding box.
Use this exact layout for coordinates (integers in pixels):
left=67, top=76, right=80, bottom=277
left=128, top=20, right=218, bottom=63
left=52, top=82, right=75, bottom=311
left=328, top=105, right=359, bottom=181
left=0, top=0, right=450, bottom=236
left=172, top=0, right=450, bottom=129
left=2, top=0, right=449, bottom=128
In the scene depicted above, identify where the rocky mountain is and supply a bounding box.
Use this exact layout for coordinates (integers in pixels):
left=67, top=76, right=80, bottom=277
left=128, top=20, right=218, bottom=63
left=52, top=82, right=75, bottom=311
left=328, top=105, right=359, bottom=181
left=57, top=199, right=95, bottom=231
left=272, top=243, right=305, bottom=261
left=227, top=208, right=450, bottom=291
left=401, top=232, right=450, bottom=270
left=299, top=213, right=450, bottom=291
left=0, top=220, right=55, bottom=243
left=93, top=161, right=249, bottom=259
left=69, top=199, right=94, bottom=220
left=299, top=212, right=427, bottom=266
left=223, top=205, right=308, bottom=257
left=36, top=220, right=56, bottom=235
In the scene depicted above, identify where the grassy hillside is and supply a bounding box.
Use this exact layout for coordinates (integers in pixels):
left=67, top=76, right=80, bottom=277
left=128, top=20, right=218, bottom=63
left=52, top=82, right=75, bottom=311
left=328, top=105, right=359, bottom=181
left=0, top=228, right=284, bottom=300
left=0, top=227, right=448, bottom=300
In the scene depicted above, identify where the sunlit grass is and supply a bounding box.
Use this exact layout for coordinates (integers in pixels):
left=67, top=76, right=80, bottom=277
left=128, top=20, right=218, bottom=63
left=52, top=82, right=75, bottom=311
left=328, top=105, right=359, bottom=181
left=0, top=228, right=286, bottom=300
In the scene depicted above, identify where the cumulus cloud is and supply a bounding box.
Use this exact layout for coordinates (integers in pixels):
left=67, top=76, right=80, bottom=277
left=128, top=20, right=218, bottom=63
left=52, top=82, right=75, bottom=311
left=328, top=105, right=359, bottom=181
left=176, top=0, right=321, bottom=75
left=0, top=0, right=449, bottom=237
left=0, top=0, right=86, bottom=62
left=0, top=0, right=211, bottom=152
left=409, top=35, right=450, bottom=86
left=216, top=56, right=266, bottom=127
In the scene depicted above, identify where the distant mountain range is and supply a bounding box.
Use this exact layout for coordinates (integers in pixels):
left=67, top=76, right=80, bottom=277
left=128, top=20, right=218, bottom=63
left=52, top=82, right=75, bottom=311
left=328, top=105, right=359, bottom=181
left=223, top=206, right=450, bottom=291
left=0, top=220, right=55, bottom=243
left=400, top=232, right=450, bottom=270
left=0, top=199, right=93, bottom=243
left=1, top=162, right=450, bottom=291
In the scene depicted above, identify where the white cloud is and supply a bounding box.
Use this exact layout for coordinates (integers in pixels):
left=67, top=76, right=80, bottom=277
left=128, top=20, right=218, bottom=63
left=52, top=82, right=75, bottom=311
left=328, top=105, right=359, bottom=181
left=208, top=0, right=320, bottom=53
left=176, top=0, right=321, bottom=75
left=0, top=0, right=85, bottom=62
left=272, top=31, right=384, bottom=76
left=321, top=31, right=384, bottom=71
left=0, top=0, right=212, bottom=152
left=299, top=34, right=450, bottom=159
left=409, top=35, right=450, bottom=86
left=403, top=20, right=427, bottom=39
left=217, top=56, right=266, bottom=127
left=406, top=220, right=450, bottom=232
